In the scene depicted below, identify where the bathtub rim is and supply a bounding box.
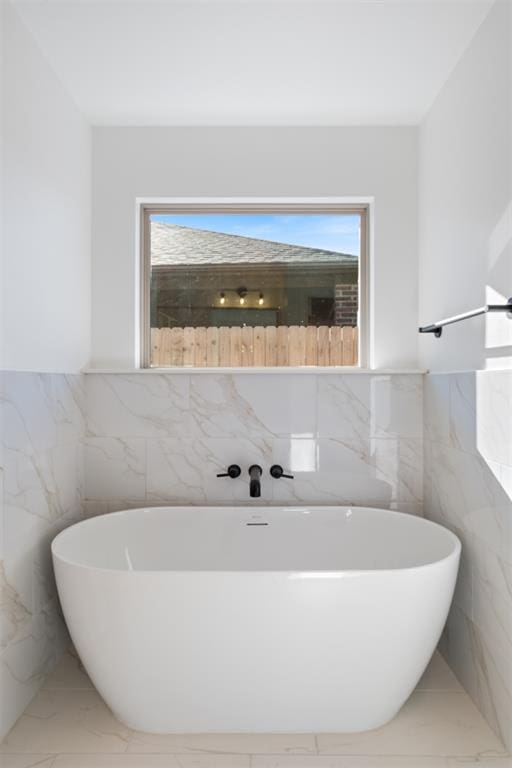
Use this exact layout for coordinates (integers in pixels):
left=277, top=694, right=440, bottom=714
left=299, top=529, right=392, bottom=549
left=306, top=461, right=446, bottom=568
left=51, top=505, right=461, bottom=577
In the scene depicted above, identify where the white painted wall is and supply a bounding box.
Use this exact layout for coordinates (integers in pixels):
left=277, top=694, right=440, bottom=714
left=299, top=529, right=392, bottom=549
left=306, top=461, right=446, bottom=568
left=91, top=127, right=418, bottom=369
left=0, top=2, right=91, bottom=374
left=418, top=0, right=511, bottom=372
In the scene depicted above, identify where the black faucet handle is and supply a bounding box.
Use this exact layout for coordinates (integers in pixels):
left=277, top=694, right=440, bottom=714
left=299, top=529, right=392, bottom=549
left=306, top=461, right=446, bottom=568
left=270, top=464, right=294, bottom=479
left=216, top=464, right=242, bottom=479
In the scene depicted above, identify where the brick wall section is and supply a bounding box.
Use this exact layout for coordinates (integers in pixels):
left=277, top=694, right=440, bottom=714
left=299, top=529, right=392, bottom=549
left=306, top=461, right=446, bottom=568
left=335, top=284, right=358, bottom=326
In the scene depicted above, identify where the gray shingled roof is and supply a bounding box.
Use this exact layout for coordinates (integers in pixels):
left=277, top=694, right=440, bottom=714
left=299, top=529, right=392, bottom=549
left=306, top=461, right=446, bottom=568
left=151, top=222, right=358, bottom=266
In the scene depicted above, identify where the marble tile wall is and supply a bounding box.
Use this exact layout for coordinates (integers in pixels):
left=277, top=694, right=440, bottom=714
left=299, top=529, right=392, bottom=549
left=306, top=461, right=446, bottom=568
left=83, top=372, right=423, bottom=516
left=0, top=372, right=86, bottom=740
left=423, top=370, right=512, bottom=750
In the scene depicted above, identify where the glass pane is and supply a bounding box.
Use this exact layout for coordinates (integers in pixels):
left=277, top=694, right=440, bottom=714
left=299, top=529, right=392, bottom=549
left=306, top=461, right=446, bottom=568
left=149, top=212, right=361, bottom=367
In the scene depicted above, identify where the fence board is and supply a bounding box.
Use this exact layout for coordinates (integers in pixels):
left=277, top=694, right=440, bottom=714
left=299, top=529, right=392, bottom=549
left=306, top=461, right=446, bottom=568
left=329, top=326, right=342, bottom=366
left=230, top=326, right=242, bottom=366
left=305, top=326, right=317, bottom=365
left=241, top=326, right=253, bottom=367
left=170, top=327, right=184, bottom=366
left=317, top=326, right=330, bottom=365
left=151, top=325, right=358, bottom=367
left=219, top=326, right=231, bottom=366
left=265, top=326, right=277, bottom=366
left=289, top=326, right=307, bottom=366
left=276, top=326, right=289, bottom=366
left=151, top=328, right=161, bottom=367
left=253, top=326, right=265, bottom=366
left=342, top=325, right=354, bottom=365
left=183, top=327, right=195, bottom=366
left=206, top=327, right=219, bottom=367
left=193, top=327, right=207, bottom=367
left=160, top=328, right=172, bottom=367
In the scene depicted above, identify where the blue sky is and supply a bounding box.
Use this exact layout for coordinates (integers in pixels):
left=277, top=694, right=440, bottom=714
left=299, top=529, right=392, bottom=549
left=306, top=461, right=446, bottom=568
left=151, top=213, right=360, bottom=255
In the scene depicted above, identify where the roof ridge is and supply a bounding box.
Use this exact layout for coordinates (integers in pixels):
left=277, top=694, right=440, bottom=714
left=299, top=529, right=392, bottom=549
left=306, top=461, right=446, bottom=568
left=152, top=220, right=354, bottom=258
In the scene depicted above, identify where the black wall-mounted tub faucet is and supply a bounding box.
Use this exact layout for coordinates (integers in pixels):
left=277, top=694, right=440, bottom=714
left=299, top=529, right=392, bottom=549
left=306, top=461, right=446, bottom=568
left=248, top=465, right=262, bottom=498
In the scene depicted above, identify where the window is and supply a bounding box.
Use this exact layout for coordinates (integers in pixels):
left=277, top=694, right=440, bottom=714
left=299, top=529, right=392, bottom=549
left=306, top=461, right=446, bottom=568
left=140, top=203, right=368, bottom=368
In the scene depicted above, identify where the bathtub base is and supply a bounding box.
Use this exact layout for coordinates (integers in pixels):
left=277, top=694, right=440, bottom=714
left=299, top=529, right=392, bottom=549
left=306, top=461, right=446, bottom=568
left=110, top=704, right=404, bottom=735
left=56, top=567, right=456, bottom=734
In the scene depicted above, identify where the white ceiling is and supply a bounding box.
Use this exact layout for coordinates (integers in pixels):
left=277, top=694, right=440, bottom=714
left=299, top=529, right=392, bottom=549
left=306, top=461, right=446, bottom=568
left=12, top=0, right=494, bottom=126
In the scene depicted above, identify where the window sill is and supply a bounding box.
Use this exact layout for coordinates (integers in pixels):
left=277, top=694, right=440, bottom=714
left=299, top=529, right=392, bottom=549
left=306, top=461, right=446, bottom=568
left=83, top=367, right=427, bottom=375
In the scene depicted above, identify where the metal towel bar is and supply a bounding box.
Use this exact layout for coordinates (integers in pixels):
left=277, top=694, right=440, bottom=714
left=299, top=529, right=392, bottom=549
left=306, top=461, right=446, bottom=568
left=419, top=297, right=512, bottom=338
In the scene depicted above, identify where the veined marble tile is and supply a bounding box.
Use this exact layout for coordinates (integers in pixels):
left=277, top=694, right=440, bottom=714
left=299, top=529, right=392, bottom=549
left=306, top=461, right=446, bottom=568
left=4, top=442, right=83, bottom=546
left=476, top=633, right=512, bottom=753
left=475, top=370, right=512, bottom=467
left=85, top=438, right=146, bottom=502
left=269, top=437, right=397, bottom=507
left=86, top=374, right=190, bottom=439
left=53, top=756, right=249, bottom=767
left=423, top=374, right=450, bottom=445
left=428, top=443, right=507, bottom=536
left=52, top=375, right=86, bottom=448
left=3, top=442, right=83, bottom=628
left=467, top=534, right=512, bottom=607
left=472, top=563, right=512, bottom=665
left=1, top=373, right=57, bottom=456
left=498, top=462, right=512, bottom=497
left=188, top=374, right=316, bottom=440
left=253, top=760, right=512, bottom=768
left=448, top=372, right=479, bottom=455
left=317, top=374, right=423, bottom=445
left=316, top=375, right=372, bottom=448
left=441, top=607, right=479, bottom=710
left=442, top=605, right=512, bottom=752
left=0, top=468, right=4, bottom=561
left=0, top=600, right=69, bottom=742
left=370, top=438, right=423, bottom=504
left=83, top=500, right=143, bottom=518
left=0, top=371, right=85, bottom=741
left=0, top=757, right=56, bottom=768
left=0, top=374, right=85, bottom=457
left=0, top=559, right=32, bottom=652
left=0, top=690, right=131, bottom=754
left=231, top=374, right=318, bottom=438
left=126, top=732, right=316, bottom=755
left=316, top=691, right=505, bottom=756
left=369, top=374, right=423, bottom=440
left=146, top=437, right=273, bottom=505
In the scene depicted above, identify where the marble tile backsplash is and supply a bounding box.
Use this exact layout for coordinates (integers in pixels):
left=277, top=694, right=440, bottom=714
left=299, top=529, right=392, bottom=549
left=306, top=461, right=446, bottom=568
left=423, top=370, right=512, bottom=750
left=0, top=372, right=85, bottom=739
left=84, top=373, right=423, bottom=517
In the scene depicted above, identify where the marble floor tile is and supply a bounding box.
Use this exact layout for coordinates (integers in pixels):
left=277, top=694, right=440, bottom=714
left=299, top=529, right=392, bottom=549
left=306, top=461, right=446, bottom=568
left=0, top=757, right=56, bottom=768
left=51, top=755, right=250, bottom=767
left=42, top=652, right=93, bottom=691
left=417, top=652, right=463, bottom=691
left=126, top=733, right=316, bottom=755
left=252, top=759, right=512, bottom=768
left=316, top=691, right=506, bottom=757
left=0, top=691, right=131, bottom=754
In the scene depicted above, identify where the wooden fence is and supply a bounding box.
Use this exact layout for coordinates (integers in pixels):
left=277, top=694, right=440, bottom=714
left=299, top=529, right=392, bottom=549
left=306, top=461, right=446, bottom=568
left=151, top=325, right=358, bottom=367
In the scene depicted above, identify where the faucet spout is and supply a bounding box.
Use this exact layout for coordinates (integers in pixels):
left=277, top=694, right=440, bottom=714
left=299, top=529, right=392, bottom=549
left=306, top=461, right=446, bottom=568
left=248, top=465, right=262, bottom=498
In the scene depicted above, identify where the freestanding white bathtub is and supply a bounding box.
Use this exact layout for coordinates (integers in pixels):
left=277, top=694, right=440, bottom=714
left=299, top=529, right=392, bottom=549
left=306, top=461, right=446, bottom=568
left=52, top=506, right=460, bottom=733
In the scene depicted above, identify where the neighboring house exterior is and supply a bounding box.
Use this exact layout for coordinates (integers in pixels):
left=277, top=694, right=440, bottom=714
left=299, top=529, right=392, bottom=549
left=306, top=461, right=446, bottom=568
left=151, top=222, right=358, bottom=328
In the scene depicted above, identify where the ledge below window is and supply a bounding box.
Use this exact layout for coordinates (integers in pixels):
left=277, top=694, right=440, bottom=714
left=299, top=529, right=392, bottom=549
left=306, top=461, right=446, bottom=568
left=83, top=367, right=427, bottom=375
